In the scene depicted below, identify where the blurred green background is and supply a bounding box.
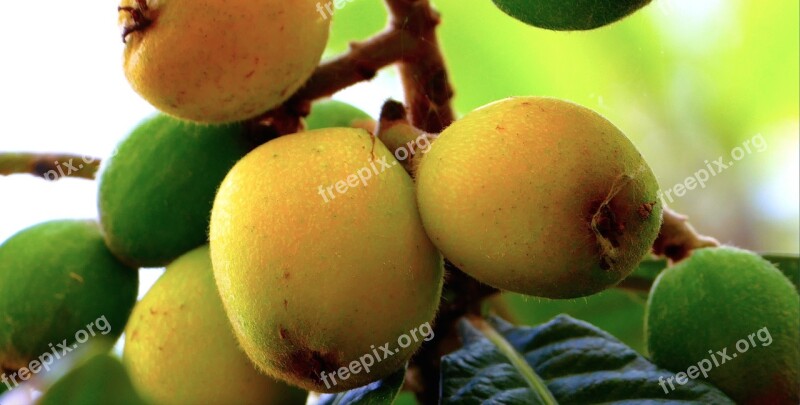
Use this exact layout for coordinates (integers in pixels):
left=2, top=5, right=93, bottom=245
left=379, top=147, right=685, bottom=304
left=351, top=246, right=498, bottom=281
left=326, top=2, right=798, bottom=402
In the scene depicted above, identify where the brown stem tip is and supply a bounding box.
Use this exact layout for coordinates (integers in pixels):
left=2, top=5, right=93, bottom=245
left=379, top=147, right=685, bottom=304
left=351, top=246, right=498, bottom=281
left=653, top=206, right=720, bottom=263
left=119, top=0, right=153, bottom=44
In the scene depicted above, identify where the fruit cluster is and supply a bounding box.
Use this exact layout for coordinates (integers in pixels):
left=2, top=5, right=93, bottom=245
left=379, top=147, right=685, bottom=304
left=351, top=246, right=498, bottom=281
left=1, top=0, right=797, bottom=404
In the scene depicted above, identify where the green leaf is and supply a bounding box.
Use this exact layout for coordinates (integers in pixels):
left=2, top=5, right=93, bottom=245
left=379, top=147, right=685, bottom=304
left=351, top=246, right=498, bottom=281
left=764, top=254, right=800, bottom=291
left=626, top=254, right=800, bottom=292
left=490, top=0, right=652, bottom=31
left=503, top=288, right=650, bottom=354
left=441, top=315, right=735, bottom=404
left=316, top=366, right=406, bottom=405
left=38, top=353, right=149, bottom=405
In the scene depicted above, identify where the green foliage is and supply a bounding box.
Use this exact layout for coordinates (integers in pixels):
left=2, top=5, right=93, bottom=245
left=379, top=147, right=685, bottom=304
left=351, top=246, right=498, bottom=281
left=38, top=353, right=149, bottom=405
left=646, top=247, right=800, bottom=404
left=766, top=254, right=800, bottom=291
left=491, top=0, right=651, bottom=31
left=0, top=220, right=137, bottom=371
left=505, top=289, right=648, bottom=354
left=98, top=114, right=252, bottom=267
left=441, top=315, right=734, bottom=404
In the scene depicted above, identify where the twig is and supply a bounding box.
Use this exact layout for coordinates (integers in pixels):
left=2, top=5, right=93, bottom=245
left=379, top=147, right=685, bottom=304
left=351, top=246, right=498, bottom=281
left=257, top=0, right=455, bottom=136
left=0, top=153, right=100, bottom=181
left=386, top=0, right=455, bottom=133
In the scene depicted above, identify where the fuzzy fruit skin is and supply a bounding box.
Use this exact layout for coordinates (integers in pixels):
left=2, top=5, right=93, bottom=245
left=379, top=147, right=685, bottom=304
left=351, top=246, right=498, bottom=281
left=415, top=97, right=662, bottom=299
left=305, top=100, right=372, bottom=131
left=98, top=114, right=251, bottom=268
left=123, top=246, right=305, bottom=405
left=646, top=247, right=800, bottom=405
left=39, top=353, right=149, bottom=405
left=0, top=220, right=138, bottom=373
left=119, top=0, right=330, bottom=123
left=210, top=128, right=444, bottom=392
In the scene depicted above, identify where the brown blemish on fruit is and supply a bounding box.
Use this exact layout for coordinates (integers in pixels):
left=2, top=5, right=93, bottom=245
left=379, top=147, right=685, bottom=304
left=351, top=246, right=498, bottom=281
left=1, top=363, right=17, bottom=376
left=149, top=307, right=167, bottom=316
left=119, top=0, right=154, bottom=44
left=279, top=330, right=341, bottom=383
left=590, top=173, right=634, bottom=271
left=593, top=204, right=622, bottom=249
left=639, top=201, right=656, bottom=219
left=1, top=353, right=29, bottom=376
left=283, top=271, right=290, bottom=280
left=286, top=348, right=340, bottom=382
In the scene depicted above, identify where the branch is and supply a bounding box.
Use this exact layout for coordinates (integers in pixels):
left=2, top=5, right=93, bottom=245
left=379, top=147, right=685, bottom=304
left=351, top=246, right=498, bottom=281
left=257, top=0, right=455, bottom=136
left=0, top=153, right=100, bottom=181
left=387, top=0, right=455, bottom=133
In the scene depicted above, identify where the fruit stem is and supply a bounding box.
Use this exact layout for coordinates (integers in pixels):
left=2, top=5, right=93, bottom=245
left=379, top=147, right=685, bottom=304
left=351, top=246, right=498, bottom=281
left=118, top=0, right=153, bottom=44
left=375, top=100, right=437, bottom=173
left=0, top=153, right=100, bottom=181
left=653, top=206, right=720, bottom=263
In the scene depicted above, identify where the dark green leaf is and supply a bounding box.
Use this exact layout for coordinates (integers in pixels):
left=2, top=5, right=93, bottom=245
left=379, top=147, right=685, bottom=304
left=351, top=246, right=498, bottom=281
left=491, top=0, right=651, bottom=31
left=764, top=254, right=800, bottom=291
left=442, top=315, right=735, bottom=404
left=626, top=254, right=800, bottom=292
left=317, top=366, right=406, bottom=405
left=38, top=353, right=149, bottom=405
